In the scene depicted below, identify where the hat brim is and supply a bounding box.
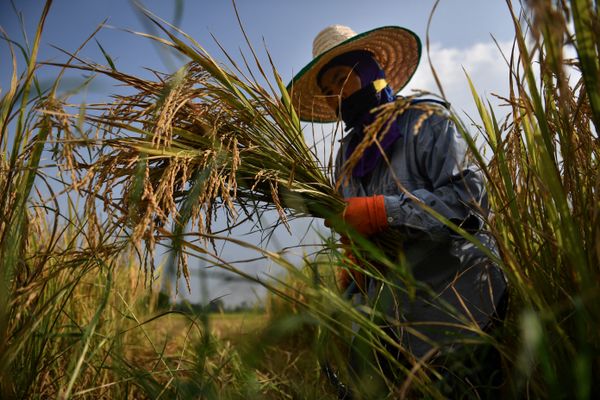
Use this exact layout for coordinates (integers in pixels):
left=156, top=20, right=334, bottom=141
left=287, top=26, right=421, bottom=123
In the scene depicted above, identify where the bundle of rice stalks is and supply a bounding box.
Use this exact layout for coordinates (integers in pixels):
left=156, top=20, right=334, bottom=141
left=62, top=13, right=345, bottom=279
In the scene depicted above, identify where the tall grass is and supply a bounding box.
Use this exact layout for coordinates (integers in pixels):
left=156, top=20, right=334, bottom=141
left=0, top=3, right=245, bottom=398
left=451, top=0, right=600, bottom=397
left=0, top=3, right=342, bottom=398
left=2, top=0, right=599, bottom=399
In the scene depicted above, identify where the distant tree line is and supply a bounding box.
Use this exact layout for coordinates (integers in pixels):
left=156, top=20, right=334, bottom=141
left=156, top=292, right=264, bottom=314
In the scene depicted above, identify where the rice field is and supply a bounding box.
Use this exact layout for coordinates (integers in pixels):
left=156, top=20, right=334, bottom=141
left=1, top=0, right=599, bottom=399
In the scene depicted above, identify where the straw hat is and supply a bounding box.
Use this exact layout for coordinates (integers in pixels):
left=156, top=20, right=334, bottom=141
left=287, top=25, right=421, bottom=122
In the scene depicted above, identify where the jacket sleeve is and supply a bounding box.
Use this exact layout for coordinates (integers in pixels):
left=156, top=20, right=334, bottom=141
left=384, top=111, right=486, bottom=240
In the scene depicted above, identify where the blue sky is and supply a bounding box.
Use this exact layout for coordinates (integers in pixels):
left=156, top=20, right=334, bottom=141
left=1, top=0, right=520, bottom=306
left=1, top=1, right=517, bottom=101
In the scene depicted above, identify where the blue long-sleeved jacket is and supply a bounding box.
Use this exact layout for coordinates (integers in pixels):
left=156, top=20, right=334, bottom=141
left=335, top=100, right=507, bottom=359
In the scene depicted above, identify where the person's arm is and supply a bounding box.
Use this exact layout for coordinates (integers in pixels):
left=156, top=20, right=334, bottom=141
left=384, top=110, right=486, bottom=240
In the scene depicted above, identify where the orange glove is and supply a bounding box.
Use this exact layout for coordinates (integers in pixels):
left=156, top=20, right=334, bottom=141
left=342, top=195, right=388, bottom=237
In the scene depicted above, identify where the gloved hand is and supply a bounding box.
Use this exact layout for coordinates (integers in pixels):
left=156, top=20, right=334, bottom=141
left=326, top=195, right=388, bottom=292
left=341, top=195, right=388, bottom=237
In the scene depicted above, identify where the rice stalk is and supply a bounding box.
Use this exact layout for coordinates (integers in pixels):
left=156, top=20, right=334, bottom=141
left=446, top=1, right=600, bottom=396
left=49, top=14, right=345, bottom=285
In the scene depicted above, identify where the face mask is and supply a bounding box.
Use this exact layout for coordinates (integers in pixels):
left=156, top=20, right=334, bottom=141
left=340, top=82, right=382, bottom=127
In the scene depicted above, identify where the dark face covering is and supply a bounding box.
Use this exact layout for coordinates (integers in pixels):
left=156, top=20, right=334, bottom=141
left=318, top=51, right=402, bottom=178
left=340, top=83, right=386, bottom=127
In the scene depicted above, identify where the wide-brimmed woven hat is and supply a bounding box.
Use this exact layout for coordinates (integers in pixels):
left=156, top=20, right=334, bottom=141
left=287, top=24, right=421, bottom=122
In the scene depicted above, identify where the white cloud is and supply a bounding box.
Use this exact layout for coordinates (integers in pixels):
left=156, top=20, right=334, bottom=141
left=405, top=39, right=582, bottom=123
left=406, top=40, right=514, bottom=119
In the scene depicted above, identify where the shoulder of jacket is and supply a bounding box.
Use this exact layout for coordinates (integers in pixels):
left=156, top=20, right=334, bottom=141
left=409, top=98, right=450, bottom=109
left=401, top=97, right=453, bottom=134
left=396, top=97, right=451, bottom=122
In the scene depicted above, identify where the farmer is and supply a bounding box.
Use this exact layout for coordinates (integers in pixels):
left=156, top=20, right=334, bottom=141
left=287, top=25, right=508, bottom=396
